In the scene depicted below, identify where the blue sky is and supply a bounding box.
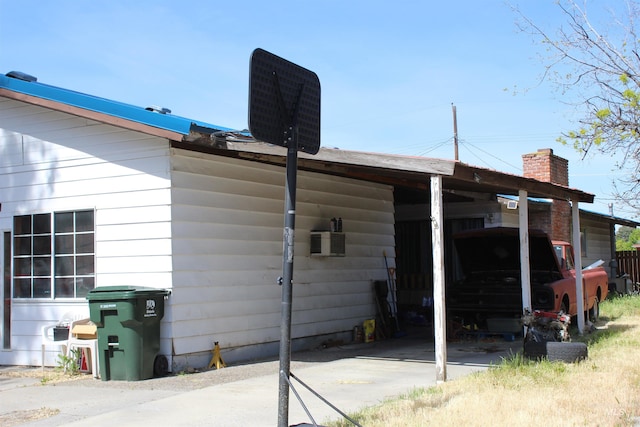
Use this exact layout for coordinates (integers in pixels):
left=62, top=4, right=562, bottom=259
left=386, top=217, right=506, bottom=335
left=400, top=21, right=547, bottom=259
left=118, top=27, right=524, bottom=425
left=0, top=0, right=631, bottom=217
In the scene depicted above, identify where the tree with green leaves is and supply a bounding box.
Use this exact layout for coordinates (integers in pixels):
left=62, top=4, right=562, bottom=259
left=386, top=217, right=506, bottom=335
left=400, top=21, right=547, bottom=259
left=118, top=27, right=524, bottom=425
left=617, top=225, right=634, bottom=243
left=616, top=225, right=640, bottom=250
left=514, top=1, right=640, bottom=211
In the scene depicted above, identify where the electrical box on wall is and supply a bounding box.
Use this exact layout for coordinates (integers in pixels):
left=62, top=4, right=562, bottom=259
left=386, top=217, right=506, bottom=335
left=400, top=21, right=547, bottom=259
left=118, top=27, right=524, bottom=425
left=310, top=232, right=345, bottom=257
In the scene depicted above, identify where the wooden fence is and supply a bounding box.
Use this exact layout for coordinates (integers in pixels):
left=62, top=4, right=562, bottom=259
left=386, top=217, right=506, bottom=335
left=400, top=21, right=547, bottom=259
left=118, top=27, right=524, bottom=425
left=616, top=250, right=640, bottom=284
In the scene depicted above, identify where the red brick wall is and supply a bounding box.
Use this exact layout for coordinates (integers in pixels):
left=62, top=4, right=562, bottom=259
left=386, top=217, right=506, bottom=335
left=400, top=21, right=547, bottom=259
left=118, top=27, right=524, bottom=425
left=522, top=148, right=571, bottom=241
left=550, top=200, right=571, bottom=242
left=528, top=211, right=550, bottom=237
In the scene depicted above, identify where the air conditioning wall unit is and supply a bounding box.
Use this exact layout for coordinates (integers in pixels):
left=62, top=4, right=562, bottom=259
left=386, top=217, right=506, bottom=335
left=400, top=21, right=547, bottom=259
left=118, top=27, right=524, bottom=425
left=310, top=232, right=345, bottom=257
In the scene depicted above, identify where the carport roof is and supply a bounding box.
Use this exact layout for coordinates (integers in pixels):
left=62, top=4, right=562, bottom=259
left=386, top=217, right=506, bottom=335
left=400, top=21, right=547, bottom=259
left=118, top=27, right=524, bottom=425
left=177, top=138, right=596, bottom=204
left=0, top=71, right=595, bottom=204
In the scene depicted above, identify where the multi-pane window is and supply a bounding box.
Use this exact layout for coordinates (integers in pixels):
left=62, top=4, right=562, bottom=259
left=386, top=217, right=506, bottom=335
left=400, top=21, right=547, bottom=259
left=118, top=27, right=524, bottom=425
left=13, top=213, right=52, bottom=298
left=54, top=210, right=95, bottom=298
left=13, top=210, right=95, bottom=299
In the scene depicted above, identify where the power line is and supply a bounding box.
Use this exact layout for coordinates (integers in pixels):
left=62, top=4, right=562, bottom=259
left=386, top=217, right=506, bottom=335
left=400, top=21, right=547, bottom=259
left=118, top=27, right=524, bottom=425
left=394, top=137, right=453, bottom=157
left=458, top=139, right=522, bottom=172
left=416, top=137, right=454, bottom=157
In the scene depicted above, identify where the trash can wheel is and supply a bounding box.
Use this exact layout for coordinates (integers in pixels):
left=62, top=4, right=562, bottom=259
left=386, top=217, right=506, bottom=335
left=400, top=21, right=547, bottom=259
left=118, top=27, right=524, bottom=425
left=154, top=355, right=169, bottom=377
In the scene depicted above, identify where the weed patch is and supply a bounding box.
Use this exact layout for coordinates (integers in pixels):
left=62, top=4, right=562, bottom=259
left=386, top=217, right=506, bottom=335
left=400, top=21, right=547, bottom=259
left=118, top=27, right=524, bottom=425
left=327, top=295, right=640, bottom=427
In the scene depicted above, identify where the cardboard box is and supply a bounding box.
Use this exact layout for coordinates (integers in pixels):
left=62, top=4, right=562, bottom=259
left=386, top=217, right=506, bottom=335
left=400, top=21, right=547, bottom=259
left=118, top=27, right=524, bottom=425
left=71, top=323, right=97, bottom=340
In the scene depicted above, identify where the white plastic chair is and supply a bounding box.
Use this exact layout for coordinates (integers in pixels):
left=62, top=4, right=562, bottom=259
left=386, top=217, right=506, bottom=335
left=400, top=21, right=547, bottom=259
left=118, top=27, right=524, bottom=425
left=41, top=324, right=70, bottom=373
left=66, top=318, right=99, bottom=379
left=41, top=312, right=84, bottom=373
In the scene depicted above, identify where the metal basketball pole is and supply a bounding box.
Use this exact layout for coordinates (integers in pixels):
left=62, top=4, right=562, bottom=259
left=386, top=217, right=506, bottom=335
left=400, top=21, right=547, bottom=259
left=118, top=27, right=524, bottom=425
left=248, top=48, right=319, bottom=427
left=278, top=126, right=298, bottom=427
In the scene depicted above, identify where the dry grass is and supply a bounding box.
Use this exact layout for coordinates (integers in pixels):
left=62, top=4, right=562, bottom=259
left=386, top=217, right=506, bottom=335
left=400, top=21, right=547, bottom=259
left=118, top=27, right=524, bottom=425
left=0, top=408, right=60, bottom=427
left=330, top=295, right=640, bottom=427
left=1, top=366, right=90, bottom=384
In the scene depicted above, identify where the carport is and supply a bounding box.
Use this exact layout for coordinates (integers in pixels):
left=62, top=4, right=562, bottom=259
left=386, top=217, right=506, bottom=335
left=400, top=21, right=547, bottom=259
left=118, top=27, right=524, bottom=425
left=178, top=136, right=595, bottom=382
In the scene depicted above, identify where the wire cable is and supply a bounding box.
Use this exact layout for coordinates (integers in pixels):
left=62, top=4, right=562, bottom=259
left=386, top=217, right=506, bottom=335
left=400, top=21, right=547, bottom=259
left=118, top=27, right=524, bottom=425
left=458, top=138, right=522, bottom=172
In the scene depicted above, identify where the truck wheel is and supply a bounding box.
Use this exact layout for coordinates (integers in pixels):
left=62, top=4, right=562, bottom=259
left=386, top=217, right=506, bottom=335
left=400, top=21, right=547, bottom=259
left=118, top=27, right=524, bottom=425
left=589, top=297, right=600, bottom=322
left=523, top=341, right=588, bottom=363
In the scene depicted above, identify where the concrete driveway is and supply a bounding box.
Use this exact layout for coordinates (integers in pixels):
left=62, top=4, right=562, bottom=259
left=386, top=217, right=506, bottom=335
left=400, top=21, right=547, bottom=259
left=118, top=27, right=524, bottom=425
left=0, top=335, right=520, bottom=426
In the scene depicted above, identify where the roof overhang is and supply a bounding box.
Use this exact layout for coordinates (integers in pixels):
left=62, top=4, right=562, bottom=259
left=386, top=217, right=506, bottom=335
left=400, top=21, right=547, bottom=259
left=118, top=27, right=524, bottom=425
left=174, top=137, right=595, bottom=204
left=580, top=209, right=640, bottom=228
left=449, top=163, right=594, bottom=203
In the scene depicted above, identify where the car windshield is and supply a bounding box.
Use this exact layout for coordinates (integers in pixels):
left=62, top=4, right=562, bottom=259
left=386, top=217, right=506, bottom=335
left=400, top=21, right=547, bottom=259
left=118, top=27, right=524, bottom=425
left=554, top=244, right=574, bottom=270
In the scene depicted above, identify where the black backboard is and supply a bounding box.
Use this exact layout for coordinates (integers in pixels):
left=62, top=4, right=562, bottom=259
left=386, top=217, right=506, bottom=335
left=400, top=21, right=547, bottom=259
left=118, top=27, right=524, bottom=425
left=249, top=48, right=321, bottom=155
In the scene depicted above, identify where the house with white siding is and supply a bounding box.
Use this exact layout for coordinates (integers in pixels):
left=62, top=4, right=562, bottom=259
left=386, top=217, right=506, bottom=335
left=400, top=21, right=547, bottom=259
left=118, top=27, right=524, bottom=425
left=0, top=71, right=632, bottom=372
left=0, top=72, right=403, bottom=370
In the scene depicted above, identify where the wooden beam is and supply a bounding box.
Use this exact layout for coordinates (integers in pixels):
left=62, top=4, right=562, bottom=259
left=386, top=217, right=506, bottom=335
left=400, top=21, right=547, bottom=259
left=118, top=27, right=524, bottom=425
left=452, top=163, right=595, bottom=203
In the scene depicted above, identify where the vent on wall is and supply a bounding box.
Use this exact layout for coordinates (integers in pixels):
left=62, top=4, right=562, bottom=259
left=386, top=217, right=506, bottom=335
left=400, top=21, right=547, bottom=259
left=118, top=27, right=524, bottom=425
left=310, top=232, right=345, bottom=257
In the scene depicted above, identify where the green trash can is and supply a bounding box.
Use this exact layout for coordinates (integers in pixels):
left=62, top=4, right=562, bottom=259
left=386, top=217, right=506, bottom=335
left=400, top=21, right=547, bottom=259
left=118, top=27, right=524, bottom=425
left=87, top=286, right=170, bottom=381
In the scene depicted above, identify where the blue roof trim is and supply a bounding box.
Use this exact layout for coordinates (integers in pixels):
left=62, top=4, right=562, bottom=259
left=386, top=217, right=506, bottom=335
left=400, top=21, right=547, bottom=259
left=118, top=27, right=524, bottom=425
left=0, top=73, right=232, bottom=136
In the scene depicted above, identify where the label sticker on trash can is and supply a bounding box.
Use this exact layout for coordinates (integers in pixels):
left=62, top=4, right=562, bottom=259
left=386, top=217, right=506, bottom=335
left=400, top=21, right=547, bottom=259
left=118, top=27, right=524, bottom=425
left=145, top=299, right=157, bottom=317
left=100, top=303, right=117, bottom=309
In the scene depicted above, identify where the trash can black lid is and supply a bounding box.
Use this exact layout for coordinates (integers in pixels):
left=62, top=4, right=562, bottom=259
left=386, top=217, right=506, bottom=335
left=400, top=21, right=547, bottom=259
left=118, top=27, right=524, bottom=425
left=86, top=286, right=170, bottom=301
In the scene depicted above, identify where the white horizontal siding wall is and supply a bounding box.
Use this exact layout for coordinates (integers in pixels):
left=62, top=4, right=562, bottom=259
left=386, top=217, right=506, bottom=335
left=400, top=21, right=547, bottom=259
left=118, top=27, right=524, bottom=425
left=170, top=148, right=394, bottom=364
left=580, top=216, right=613, bottom=273
left=0, top=98, right=173, bottom=366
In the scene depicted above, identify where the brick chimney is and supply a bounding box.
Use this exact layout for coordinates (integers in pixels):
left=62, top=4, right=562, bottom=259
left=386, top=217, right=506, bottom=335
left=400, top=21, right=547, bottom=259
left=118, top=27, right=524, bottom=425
left=522, top=148, right=571, bottom=241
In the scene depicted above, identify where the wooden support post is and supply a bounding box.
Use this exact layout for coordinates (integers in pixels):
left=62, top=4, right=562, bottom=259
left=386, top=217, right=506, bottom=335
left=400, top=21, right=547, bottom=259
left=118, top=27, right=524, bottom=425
left=519, top=190, right=531, bottom=313
left=572, top=200, right=586, bottom=334
left=431, top=175, right=447, bottom=383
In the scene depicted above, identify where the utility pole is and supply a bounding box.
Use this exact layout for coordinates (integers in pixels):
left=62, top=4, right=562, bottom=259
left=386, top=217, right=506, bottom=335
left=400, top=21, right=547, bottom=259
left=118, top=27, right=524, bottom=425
left=452, top=103, right=459, bottom=161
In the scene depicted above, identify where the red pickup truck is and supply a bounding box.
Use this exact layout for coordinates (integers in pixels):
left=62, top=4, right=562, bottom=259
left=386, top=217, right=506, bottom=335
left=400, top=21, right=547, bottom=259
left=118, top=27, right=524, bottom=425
left=447, top=227, right=608, bottom=327
left=551, top=239, right=608, bottom=319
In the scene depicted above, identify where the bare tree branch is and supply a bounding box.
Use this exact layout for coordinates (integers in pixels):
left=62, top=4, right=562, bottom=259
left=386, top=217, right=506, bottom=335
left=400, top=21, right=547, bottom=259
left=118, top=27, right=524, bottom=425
left=514, top=0, right=640, bottom=211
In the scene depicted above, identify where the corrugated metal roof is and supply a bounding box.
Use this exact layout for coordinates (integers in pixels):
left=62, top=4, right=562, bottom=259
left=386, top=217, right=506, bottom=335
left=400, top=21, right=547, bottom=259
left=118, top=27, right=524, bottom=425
left=0, top=72, right=230, bottom=136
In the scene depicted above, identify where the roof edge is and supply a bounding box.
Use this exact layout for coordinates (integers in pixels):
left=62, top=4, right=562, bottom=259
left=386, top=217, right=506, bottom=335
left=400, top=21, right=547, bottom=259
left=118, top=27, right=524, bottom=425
left=453, top=162, right=595, bottom=203
left=0, top=73, right=229, bottom=140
